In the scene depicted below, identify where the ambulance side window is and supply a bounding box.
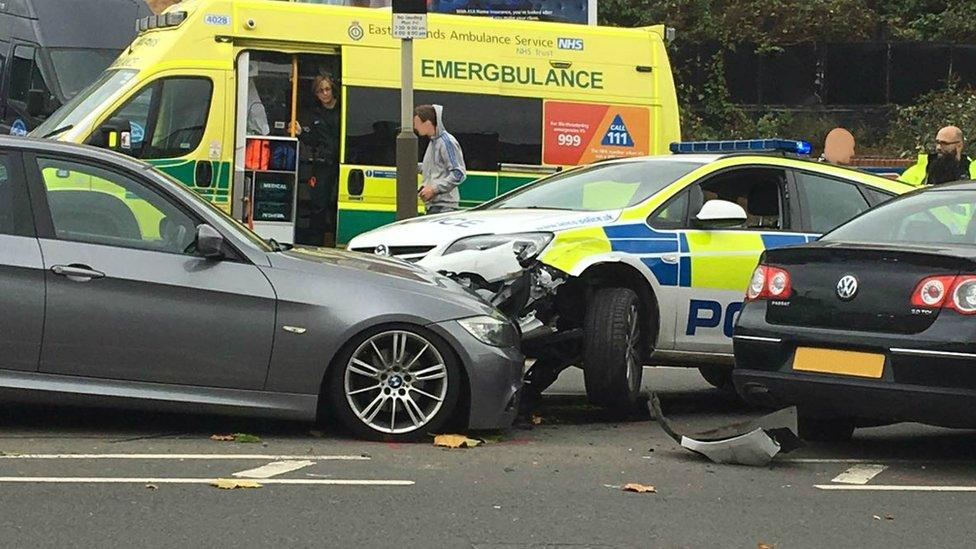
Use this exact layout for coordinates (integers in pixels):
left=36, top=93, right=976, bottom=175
left=98, top=77, right=213, bottom=159
left=692, top=168, right=787, bottom=230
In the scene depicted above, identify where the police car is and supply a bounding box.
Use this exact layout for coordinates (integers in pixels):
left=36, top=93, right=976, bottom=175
left=348, top=140, right=915, bottom=410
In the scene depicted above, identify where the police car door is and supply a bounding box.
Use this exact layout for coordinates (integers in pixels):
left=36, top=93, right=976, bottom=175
left=674, top=166, right=805, bottom=353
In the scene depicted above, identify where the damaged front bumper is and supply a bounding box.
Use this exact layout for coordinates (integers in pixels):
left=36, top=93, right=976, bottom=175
left=418, top=241, right=572, bottom=348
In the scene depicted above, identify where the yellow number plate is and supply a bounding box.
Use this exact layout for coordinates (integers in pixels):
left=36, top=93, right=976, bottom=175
left=792, top=347, right=885, bottom=379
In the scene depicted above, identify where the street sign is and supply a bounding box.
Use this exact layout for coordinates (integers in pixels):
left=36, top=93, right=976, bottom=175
left=392, top=0, right=427, bottom=39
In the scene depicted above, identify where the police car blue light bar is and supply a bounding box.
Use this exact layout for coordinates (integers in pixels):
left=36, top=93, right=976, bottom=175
left=670, top=139, right=813, bottom=155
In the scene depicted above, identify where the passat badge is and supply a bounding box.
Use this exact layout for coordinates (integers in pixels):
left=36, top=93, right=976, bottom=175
left=374, top=244, right=390, bottom=256
left=836, top=275, right=859, bottom=300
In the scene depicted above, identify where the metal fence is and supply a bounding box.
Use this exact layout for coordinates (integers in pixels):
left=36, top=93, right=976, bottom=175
left=674, top=42, right=976, bottom=106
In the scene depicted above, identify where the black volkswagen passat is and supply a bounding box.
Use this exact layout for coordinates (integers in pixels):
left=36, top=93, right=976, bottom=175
left=733, top=182, right=976, bottom=440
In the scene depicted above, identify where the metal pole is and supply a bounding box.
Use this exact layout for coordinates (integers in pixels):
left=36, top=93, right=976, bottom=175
left=395, top=38, right=418, bottom=221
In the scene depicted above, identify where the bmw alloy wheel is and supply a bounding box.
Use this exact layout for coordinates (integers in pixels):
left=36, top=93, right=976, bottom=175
left=343, top=330, right=449, bottom=435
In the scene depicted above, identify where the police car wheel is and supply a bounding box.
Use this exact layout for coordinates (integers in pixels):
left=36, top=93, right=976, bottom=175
left=325, top=324, right=462, bottom=441
left=698, top=366, right=734, bottom=390
left=583, top=287, right=644, bottom=410
left=797, top=413, right=855, bottom=442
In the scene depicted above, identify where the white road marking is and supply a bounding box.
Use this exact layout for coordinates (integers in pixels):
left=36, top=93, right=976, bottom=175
left=232, top=460, right=316, bottom=479
left=0, top=454, right=369, bottom=461
left=831, top=464, right=888, bottom=485
left=815, top=485, right=976, bottom=492
left=782, top=458, right=972, bottom=464
left=0, top=477, right=413, bottom=486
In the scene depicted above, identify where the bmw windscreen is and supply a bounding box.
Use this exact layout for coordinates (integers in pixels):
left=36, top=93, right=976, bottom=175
left=481, top=161, right=702, bottom=211
left=825, top=189, right=976, bottom=246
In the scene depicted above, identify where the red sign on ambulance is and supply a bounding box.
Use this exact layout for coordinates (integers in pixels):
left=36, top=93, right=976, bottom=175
left=542, top=101, right=650, bottom=165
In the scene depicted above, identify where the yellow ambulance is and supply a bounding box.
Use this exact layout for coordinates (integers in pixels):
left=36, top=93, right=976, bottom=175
left=32, top=0, right=680, bottom=245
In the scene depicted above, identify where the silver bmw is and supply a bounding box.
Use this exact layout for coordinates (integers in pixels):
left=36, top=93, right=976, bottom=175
left=0, top=137, right=522, bottom=440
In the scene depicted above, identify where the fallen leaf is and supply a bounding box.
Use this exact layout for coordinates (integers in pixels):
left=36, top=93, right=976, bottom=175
left=145, top=484, right=158, bottom=490
left=433, top=434, right=483, bottom=449
left=211, top=478, right=262, bottom=490
left=211, top=433, right=262, bottom=443
left=622, top=483, right=656, bottom=493
left=231, top=433, right=262, bottom=443
left=531, top=415, right=543, bottom=425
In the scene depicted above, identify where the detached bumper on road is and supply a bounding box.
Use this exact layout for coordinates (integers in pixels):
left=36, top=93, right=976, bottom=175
left=429, top=321, right=524, bottom=430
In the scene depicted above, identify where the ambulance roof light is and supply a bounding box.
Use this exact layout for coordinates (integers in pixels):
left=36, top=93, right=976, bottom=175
left=669, top=139, right=813, bottom=155
left=136, top=11, right=187, bottom=34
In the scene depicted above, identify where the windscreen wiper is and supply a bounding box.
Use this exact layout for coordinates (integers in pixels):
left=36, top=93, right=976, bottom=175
left=41, top=125, right=73, bottom=139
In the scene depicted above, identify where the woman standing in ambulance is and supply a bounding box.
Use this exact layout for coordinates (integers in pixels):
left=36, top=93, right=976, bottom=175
left=294, top=73, right=340, bottom=246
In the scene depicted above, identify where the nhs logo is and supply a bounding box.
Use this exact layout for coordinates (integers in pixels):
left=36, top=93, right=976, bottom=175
left=557, top=38, right=584, bottom=51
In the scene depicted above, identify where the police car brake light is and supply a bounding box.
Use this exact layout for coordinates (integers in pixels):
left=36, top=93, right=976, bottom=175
left=746, top=265, right=792, bottom=301
left=670, top=139, right=812, bottom=156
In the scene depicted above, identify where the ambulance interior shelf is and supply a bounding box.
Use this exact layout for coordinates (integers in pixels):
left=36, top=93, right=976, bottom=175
left=243, top=136, right=299, bottom=241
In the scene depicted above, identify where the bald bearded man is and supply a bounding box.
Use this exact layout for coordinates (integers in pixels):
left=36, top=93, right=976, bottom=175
left=900, top=126, right=976, bottom=186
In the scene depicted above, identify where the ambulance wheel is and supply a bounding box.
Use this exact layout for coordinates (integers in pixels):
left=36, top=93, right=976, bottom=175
left=698, top=366, right=734, bottom=390
left=583, top=287, right=643, bottom=411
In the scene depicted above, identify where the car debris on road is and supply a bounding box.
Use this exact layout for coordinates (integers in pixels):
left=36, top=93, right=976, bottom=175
left=649, top=394, right=802, bottom=466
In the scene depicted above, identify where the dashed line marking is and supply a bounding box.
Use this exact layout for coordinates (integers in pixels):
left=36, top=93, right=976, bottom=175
left=0, top=454, right=369, bottom=461
left=232, top=460, right=316, bottom=479
left=815, top=485, right=976, bottom=492
left=0, top=477, right=412, bottom=486
left=831, top=464, right=888, bottom=485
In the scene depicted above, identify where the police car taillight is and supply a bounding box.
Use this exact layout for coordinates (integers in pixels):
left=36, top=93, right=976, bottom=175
left=746, top=265, right=792, bottom=301
left=914, top=274, right=976, bottom=314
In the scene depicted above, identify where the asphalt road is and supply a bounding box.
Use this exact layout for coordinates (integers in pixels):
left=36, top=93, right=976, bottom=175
left=0, top=367, right=973, bottom=548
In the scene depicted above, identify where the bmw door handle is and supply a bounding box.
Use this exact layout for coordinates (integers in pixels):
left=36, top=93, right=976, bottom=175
left=51, top=264, right=105, bottom=282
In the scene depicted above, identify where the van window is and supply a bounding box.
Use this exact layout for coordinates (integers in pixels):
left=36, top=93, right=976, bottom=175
left=345, top=86, right=542, bottom=170
left=100, top=77, right=213, bottom=159
left=9, top=45, right=50, bottom=104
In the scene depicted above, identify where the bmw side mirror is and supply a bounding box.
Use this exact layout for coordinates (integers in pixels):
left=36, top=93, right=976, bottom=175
left=195, top=224, right=225, bottom=258
left=693, top=199, right=747, bottom=229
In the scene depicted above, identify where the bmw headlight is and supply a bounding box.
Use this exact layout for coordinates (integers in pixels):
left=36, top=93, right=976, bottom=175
left=457, top=315, right=518, bottom=347
left=444, top=232, right=554, bottom=263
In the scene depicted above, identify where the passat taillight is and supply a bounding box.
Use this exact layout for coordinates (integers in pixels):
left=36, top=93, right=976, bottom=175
left=746, top=265, right=792, bottom=301
left=911, top=274, right=976, bottom=314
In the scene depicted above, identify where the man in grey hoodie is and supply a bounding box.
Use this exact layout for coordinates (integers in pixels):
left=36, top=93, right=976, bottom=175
left=414, top=104, right=466, bottom=214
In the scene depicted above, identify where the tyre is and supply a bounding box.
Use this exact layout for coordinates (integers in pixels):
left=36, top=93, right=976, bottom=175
left=583, top=287, right=644, bottom=411
left=326, top=325, right=461, bottom=441
left=797, top=414, right=855, bottom=442
left=698, top=365, right=734, bottom=390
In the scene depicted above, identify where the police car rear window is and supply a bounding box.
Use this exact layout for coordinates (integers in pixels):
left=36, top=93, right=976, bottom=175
left=484, top=161, right=700, bottom=212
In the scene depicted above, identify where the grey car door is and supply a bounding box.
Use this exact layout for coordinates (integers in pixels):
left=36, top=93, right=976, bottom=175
left=0, top=150, right=44, bottom=372
left=27, top=153, right=277, bottom=390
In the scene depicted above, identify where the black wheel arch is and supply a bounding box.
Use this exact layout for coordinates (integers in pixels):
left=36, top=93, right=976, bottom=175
left=561, top=262, right=660, bottom=357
